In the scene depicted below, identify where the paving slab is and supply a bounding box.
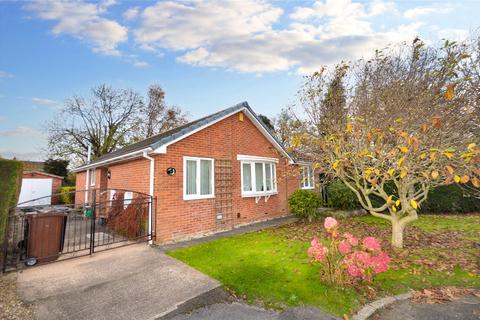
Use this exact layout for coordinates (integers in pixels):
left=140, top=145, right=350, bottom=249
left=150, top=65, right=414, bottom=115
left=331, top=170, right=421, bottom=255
left=16, top=244, right=220, bottom=320
left=167, top=303, right=341, bottom=320
left=371, top=294, right=480, bottom=320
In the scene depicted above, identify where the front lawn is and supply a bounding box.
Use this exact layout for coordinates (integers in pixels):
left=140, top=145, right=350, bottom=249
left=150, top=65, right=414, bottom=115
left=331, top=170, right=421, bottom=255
left=167, top=214, right=480, bottom=316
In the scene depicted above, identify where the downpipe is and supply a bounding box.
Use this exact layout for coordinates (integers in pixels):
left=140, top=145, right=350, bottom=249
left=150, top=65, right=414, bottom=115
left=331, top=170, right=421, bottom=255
left=142, top=151, right=155, bottom=245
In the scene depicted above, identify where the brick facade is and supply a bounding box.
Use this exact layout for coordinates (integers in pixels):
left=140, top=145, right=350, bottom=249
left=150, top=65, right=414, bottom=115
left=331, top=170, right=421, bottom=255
left=76, top=111, right=310, bottom=243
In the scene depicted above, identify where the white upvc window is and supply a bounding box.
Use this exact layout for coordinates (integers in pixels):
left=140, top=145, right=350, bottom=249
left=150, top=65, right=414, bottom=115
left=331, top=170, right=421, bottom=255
left=301, top=165, right=315, bottom=189
left=239, top=155, right=278, bottom=197
left=90, top=168, right=96, bottom=186
left=183, top=157, right=215, bottom=200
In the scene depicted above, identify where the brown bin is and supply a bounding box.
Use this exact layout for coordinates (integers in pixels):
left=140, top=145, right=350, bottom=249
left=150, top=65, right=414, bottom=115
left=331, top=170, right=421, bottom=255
left=26, top=212, right=67, bottom=264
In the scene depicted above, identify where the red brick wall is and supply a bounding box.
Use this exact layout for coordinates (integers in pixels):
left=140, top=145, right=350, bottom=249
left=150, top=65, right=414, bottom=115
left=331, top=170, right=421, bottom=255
left=74, top=171, right=86, bottom=207
left=74, top=111, right=307, bottom=243
left=153, top=112, right=299, bottom=242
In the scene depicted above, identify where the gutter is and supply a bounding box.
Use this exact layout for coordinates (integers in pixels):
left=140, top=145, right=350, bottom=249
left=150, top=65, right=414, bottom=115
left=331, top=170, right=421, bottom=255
left=142, top=151, right=155, bottom=245
left=71, top=147, right=153, bottom=173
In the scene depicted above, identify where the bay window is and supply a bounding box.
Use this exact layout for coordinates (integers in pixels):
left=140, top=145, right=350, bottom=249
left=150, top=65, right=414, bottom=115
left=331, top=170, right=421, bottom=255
left=184, top=157, right=214, bottom=200
left=239, top=155, right=277, bottom=197
left=301, top=165, right=315, bottom=189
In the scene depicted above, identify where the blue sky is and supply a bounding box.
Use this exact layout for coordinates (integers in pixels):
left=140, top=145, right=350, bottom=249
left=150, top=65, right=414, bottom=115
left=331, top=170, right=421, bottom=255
left=0, top=0, right=478, bottom=161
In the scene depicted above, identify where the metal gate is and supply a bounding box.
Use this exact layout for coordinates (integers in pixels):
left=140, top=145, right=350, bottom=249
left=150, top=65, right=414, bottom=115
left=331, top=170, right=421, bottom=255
left=2, top=189, right=156, bottom=272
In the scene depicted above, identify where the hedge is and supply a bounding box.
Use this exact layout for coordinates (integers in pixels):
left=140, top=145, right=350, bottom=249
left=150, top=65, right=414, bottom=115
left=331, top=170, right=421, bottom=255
left=58, top=186, right=76, bottom=205
left=325, top=180, right=360, bottom=210
left=0, top=159, right=23, bottom=246
left=324, top=180, right=480, bottom=213
left=288, top=189, right=323, bottom=221
left=420, top=184, right=480, bottom=213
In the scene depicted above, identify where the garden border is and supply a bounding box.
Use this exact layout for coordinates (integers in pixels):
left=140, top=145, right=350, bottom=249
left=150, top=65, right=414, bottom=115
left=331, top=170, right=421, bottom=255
left=352, top=291, right=413, bottom=320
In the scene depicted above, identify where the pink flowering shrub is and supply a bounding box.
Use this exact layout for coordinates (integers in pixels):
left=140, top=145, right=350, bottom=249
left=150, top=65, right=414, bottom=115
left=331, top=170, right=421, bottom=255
left=307, top=217, right=390, bottom=285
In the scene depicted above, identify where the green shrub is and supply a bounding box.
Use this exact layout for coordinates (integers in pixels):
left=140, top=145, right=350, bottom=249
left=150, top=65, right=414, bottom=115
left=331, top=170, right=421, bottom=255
left=289, top=189, right=322, bottom=221
left=326, top=180, right=360, bottom=210
left=421, top=184, right=480, bottom=213
left=58, top=186, right=76, bottom=205
left=0, top=159, right=23, bottom=245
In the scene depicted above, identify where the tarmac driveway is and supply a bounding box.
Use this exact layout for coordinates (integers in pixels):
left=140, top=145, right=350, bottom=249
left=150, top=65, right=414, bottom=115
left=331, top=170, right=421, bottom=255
left=16, top=244, right=220, bottom=320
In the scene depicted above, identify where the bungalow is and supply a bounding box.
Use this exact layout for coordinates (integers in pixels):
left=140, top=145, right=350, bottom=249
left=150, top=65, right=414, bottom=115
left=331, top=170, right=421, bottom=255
left=73, top=102, right=316, bottom=243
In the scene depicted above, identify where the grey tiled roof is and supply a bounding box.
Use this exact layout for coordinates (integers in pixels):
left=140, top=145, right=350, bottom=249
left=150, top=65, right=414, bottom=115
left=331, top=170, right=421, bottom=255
left=73, top=101, right=292, bottom=171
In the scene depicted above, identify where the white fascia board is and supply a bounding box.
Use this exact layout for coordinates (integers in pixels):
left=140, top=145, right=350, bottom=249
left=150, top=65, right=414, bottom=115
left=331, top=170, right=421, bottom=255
left=71, top=147, right=153, bottom=173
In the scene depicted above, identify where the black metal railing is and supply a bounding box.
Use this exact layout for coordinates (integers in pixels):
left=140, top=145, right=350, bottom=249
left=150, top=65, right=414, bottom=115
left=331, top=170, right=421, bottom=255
left=2, top=189, right=156, bottom=272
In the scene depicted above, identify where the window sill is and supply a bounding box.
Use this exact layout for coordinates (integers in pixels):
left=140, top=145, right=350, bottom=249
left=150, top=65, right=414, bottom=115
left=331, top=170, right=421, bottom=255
left=183, top=195, right=215, bottom=201
left=301, top=186, right=315, bottom=190
left=241, top=192, right=278, bottom=198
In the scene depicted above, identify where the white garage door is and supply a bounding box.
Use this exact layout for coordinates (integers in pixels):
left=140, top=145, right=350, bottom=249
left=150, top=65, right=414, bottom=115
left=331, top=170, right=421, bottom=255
left=18, top=178, right=53, bottom=207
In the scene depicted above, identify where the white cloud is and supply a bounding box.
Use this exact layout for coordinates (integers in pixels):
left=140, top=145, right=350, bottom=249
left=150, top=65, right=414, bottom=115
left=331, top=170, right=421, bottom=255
left=25, top=0, right=127, bottom=56
left=123, top=7, right=140, bottom=21
left=0, top=70, right=14, bottom=78
left=32, top=97, right=62, bottom=110
left=134, top=0, right=283, bottom=51
left=133, top=0, right=420, bottom=74
left=404, top=6, right=452, bottom=19
left=0, top=126, right=44, bottom=138
left=132, top=60, right=149, bottom=68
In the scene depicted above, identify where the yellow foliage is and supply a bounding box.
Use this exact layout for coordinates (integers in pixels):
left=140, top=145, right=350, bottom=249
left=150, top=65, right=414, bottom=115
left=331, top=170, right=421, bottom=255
left=391, top=206, right=397, bottom=213
left=400, top=169, right=407, bottom=178
left=454, top=175, right=461, bottom=183
left=397, top=157, right=405, bottom=167
left=419, top=153, right=427, bottom=159
left=332, top=160, right=340, bottom=170
left=291, top=135, right=301, bottom=148
left=443, top=152, right=454, bottom=159
left=468, top=143, right=476, bottom=151
left=387, top=169, right=395, bottom=176
left=399, top=146, right=409, bottom=153
left=410, top=200, right=419, bottom=209
left=395, top=200, right=401, bottom=207
left=445, top=84, right=455, bottom=100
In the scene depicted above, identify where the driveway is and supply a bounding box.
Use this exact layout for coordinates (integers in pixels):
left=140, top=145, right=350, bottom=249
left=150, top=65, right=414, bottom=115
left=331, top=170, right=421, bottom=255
left=16, top=244, right=220, bottom=320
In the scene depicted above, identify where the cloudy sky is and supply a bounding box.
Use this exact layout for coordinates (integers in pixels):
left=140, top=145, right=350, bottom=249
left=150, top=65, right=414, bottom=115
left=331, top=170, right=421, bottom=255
left=0, top=0, right=478, bottom=160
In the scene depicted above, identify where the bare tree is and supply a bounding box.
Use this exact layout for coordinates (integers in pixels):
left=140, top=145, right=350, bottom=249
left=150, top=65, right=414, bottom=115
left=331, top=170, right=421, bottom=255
left=274, top=107, right=304, bottom=151
left=298, top=64, right=349, bottom=136
left=135, top=84, right=189, bottom=140
left=47, top=85, right=143, bottom=164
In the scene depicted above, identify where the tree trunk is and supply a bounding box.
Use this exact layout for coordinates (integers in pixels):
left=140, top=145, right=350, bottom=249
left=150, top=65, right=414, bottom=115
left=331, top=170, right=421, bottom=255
left=391, top=221, right=405, bottom=249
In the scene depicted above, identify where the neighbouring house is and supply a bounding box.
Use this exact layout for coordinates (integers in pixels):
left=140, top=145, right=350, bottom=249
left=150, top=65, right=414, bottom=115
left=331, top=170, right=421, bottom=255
left=72, top=102, right=317, bottom=243
left=18, top=171, right=64, bottom=206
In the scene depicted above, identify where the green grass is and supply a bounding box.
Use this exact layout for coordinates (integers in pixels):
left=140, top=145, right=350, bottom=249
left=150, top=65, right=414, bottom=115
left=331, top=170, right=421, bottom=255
left=354, top=215, right=480, bottom=242
left=167, top=216, right=480, bottom=316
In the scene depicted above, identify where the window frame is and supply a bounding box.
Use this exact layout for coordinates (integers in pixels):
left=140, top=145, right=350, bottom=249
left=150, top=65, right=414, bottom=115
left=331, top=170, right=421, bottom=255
left=183, top=156, right=215, bottom=200
left=240, top=157, right=278, bottom=198
left=300, top=165, right=315, bottom=190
